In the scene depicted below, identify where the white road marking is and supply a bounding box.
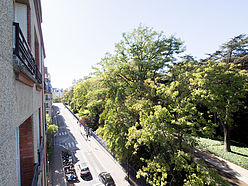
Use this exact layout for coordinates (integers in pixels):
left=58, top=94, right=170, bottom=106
left=54, top=103, right=129, bottom=185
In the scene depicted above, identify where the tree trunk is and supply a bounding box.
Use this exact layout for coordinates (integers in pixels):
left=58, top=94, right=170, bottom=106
left=223, top=123, right=231, bottom=152
left=223, top=99, right=231, bottom=152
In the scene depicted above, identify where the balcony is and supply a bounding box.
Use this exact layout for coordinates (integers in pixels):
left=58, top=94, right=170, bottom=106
left=13, top=22, right=42, bottom=85
left=44, top=79, right=52, bottom=94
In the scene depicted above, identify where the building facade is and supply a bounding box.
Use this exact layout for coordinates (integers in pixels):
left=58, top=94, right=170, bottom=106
left=52, top=88, right=64, bottom=100
left=0, top=0, right=47, bottom=185
left=44, top=67, right=53, bottom=118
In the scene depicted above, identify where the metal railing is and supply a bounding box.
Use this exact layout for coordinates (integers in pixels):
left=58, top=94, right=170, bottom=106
left=31, top=137, right=45, bottom=186
left=38, top=136, right=45, bottom=173
left=35, top=66, right=42, bottom=84
left=13, top=22, right=42, bottom=84
left=31, top=163, right=39, bottom=186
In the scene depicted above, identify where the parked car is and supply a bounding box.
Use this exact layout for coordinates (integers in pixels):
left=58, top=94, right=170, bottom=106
left=77, top=162, right=91, bottom=178
left=98, top=172, right=115, bottom=186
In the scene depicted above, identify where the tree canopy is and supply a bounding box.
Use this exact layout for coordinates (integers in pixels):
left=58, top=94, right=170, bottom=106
left=61, top=27, right=248, bottom=185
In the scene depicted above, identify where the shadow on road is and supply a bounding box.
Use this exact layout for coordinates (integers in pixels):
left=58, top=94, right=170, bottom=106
left=50, top=105, right=85, bottom=185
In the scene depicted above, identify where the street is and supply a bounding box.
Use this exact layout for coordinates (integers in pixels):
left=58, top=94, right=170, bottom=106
left=51, top=103, right=130, bottom=186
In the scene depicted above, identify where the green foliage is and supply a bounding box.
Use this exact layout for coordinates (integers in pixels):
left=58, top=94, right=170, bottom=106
left=62, top=77, right=106, bottom=130
left=97, top=25, right=184, bottom=163
left=136, top=150, right=228, bottom=186
left=96, top=26, right=242, bottom=184
left=206, top=34, right=248, bottom=69
left=47, top=124, right=58, bottom=137
left=125, top=72, right=222, bottom=185
left=62, top=28, right=248, bottom=185
left=53, top=96, right=60, bottom=103
left=46, top=114, right=51, bottom=125
left=62, top=88, right=74, bottom=106
left=80, top=110, right=90, bottom=117
left=46, top=114, right=58, bottom=161
left=189, top=61, right=248, bottom=151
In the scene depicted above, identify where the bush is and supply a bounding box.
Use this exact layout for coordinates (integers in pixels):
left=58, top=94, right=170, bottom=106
left=46, top=114, right=58, bottom=161
left=53, top=96, right=60, bottom=103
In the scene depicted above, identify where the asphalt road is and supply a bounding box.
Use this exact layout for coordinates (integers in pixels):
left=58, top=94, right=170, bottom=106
left=53, top=103, right=130, bottom=186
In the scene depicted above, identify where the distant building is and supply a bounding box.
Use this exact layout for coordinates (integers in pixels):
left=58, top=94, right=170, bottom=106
left=52, top=88, right=65, bottom=100
left=44, top=67, right=53, bottom=118
left=0, top=0, right=47, bottom=185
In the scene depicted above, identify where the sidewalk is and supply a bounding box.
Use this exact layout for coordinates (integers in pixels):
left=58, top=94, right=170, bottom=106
left=194, top=148, right=248, bottom=185
left=49, top=144, right=67, bottom=186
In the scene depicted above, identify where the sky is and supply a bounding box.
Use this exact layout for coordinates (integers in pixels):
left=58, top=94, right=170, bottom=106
left=41, top=0, right=248, bottom=89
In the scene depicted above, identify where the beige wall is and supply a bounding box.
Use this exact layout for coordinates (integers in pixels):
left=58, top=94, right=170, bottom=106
left=0, top=0, right=46, bottom=185
left=45, top=93, right=53, bottom=118
left=0, top=0, right=18, bottom=184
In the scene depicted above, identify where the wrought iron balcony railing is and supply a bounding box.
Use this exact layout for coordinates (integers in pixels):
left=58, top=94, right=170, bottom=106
left=13, top=22, right=42, bottom=84
left=31, top=163, right=39, bottom=186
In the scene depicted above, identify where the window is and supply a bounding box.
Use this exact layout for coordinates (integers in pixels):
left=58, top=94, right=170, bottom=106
left=35, top=32, right=40, bottom=67
left=14, top=3, right=28, bottom=40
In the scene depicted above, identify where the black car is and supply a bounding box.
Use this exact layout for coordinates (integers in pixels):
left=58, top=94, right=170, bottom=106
left=98, top=172, right=115, bottom=186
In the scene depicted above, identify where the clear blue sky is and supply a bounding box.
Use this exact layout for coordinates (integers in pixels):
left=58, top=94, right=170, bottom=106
left=41, top=0, right=248, bottom=89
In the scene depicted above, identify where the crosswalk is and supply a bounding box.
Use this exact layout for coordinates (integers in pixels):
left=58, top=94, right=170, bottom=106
left=58, top=142, right=76, bottom=148
left=57, top=131, right=67, bottom=136
left=55, top=130, right=78, bottom=150
left=58, top=141, right=77, bottom=149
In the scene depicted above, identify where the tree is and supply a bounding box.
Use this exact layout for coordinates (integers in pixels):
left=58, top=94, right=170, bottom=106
left=97, top=25, right=184, bottom=162
left=53, top=96, right=60, bottom=103
left=72, top=81, right=88, bottom=112
left=46, top=114, right=58, bottom=160
left=62, top=87, right=74, bottom=106
left=201, top=34, right=248, bottom=150
left=205, top=34, right=248, bottom=69
left=125, top=62, right=217, bottom=185
left=190, top=61, right=248, bottom=152
left=96, top=26, right=226, bottom=184
left=63, top=77, right=106, bottom=130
